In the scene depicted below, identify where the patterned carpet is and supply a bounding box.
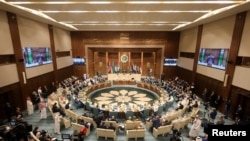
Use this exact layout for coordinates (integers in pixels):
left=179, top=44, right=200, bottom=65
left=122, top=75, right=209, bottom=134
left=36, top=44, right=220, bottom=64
left=89, top=86, right=158, bottom=109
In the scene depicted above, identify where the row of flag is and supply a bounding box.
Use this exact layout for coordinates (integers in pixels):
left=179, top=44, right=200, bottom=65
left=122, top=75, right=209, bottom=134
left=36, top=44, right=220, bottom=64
left=107, top=61, right=141, bottom=74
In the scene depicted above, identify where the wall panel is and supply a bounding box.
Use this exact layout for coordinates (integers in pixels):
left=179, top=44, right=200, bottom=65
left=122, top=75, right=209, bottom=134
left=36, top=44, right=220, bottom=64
left=179, top=27, right=198, bottom=53
left=0, top=64, right=19, bottom=87
left=56, top=56, right=73, bottom=69
left=200, top=16, right=235, bottom=49
left=0, top=11, right=14, bottom=54
left=177, top=57, right=194, bottom=71
left=238, top=11, right=250, bottom=56
left=26, top=64, right=53, bottom=79
left=196, top=65, right=225, bottom=81
left=18, top=16, right=50, bottom=47
left=53, top=27, right=72, bottom=52
left=232, top=66, right=250, bottom=91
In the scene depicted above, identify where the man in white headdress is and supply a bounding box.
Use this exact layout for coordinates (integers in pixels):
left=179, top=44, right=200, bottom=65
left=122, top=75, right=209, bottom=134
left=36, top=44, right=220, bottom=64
left=26, top=96, right=34, bottom=115
left=54, top=112, right=61, bottom=134
left=39, top=100, right=47, bottom=119
left=189, top=115, right=202, bottom=138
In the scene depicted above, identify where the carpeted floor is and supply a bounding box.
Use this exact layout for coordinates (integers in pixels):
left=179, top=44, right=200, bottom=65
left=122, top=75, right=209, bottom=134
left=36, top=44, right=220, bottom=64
left=1, top=88, right=234, bottom=141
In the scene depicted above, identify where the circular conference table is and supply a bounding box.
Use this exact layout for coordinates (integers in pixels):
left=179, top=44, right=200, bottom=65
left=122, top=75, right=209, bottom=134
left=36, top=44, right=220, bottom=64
left=77, top=80, right=174, bottom=119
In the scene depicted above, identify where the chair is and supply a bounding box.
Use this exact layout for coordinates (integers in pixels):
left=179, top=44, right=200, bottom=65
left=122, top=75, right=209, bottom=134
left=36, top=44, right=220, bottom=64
left=126, top=129, right=145, bottom=141
left=101, top=120, right=119, bottom=131
left=66, top=109, right=79, bottom=122
left=61, top=117, right=71, bottom=129
left=79, top=115, right=97, bottom=128
left=71, top=122, right=90, bottom=136
left=153, top=125, right=172, bottom=138
left=143, top=109, right=150, bottom=119
left=85, top=102, right=92, bottom=112
left=126, top=111, right=134, bottom=119
left=172, top=117, right=191, bottom=131
left=92, top=107, right=99, bottom=116
left=145, top=121, right=153, bottom=130
left=109, top=111, right=118, bottom=119
left=124, top=120, right=142, bottom=130
left=96, top=128, right=117, bottom=141
left=157, top=106, right=164, bottom=115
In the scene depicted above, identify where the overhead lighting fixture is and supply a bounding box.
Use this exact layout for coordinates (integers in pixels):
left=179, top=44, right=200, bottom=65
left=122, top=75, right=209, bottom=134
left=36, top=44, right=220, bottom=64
left=173, top=2, right=243, bottom=30
left=9, top=1, right=245, bottom=5
left=1, top=1, right=78, bottom=30
left=127, top=1, right=244, bottom=4
left=42, top=10, right=209, bottom=13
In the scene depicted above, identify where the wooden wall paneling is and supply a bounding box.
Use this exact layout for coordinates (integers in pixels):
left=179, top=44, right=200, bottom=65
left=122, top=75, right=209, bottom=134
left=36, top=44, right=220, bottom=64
left=131, top=52, right=141, bottom=65
left=176, top=67, right=192, bottom=83
left=106, top=52, right=108, bottom=74
left=71, top=31, right=180, bottom=77
left=7, top=12, right=27, bottom=110
left=94, top=52, right=106, bottom=75
left=155, top=49, right=163, bottom=79
left=73, top=65, right=86, bottom=78
left=143, top=52, right=154, bottom=76
left=71, top=32, right=84, bottom=58
left=163, top=66, right=178, bottom=80
left=48, top=25, right=57, bottom=83
left=87, top=48, right=94, bottom=76
left=162, top=32, right=180, bottom=79
left=230, top=86, right=250, bottom=121
left=192, top=25, right=203, bottom=82
left=26, top=72, right=54, bottom=91
left=195, top=73, right=223, bottom=110
left=163, top=32, right=180, bottom=58
left=141, top=52, right=143, bottom=74
left=220, top=12, right=247, bottom=100
left=57, top=66, right=73, bottom=82
left=0, top=83, right=21, bottom=119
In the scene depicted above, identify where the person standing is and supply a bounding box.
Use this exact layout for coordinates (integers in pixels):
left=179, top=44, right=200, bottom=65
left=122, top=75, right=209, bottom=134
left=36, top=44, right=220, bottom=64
left=54, top=113, right=61, bottom=134
left=39, top=100, right=47, bottom=119
left=5, top=102, right=12, bottom=122
left=189, top=115, right=202, bottom=138
left=235, top=104, right=243, bottom=119
left=214, top=95, right=222, bottom=109
left=202, top=88, right=208, bottom=102
left=209, top=108, right=217, bottom=124
left=224, top=99, right=231, bottom=119
left=27, top=96, right=34, bottom=115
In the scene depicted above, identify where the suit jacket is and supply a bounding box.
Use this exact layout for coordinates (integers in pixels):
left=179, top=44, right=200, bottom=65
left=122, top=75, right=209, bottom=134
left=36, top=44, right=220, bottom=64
left=152, top=118, right=161, bottom=129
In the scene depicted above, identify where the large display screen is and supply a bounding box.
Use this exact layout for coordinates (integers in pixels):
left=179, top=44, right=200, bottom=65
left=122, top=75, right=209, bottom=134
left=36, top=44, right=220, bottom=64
left=73, top=57, right=85, bottom=65
left=164, top=58, right=177, bottom=66
left=23, top=47, right=52, bottom=68
left=198, top=48, right=229, bottom=70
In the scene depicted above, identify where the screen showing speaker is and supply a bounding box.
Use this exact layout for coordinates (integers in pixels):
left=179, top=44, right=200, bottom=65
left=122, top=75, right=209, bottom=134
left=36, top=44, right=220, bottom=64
left=198, top=48, right=229, bottom=70
left=23, top=47, right=52, bottom=68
